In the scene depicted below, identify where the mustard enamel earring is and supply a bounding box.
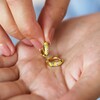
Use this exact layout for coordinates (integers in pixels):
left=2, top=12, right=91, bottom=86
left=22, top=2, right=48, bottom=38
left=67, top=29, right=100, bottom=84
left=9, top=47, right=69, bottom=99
left=41, top=42, right=64, bottom=67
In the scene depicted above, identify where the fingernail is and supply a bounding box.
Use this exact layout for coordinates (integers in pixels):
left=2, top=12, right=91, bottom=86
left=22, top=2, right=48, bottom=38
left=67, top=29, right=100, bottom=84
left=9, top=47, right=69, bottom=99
left=30, top=39, right=43, bottom=50
left=48, top=28, right=55, bottom=43
left=0, top=44, right=11, bottom=56
left=22, top=39, right=33, bottom=46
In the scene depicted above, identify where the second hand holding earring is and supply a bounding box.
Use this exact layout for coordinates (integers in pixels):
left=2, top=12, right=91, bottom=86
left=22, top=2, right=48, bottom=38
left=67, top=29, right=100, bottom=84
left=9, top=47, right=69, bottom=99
left=41, top=42, right=64, bottom=67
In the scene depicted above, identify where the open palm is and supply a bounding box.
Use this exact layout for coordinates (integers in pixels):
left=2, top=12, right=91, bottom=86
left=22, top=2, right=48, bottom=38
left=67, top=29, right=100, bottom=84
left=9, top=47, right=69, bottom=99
left=0, top=13, right=100, bottom=100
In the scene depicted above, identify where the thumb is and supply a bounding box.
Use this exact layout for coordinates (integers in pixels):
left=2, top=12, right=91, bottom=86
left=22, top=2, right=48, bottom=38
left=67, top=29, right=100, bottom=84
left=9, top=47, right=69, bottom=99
left=39, top=0, right=69, bottom=43
left=61, top=62, right=100, bottom=100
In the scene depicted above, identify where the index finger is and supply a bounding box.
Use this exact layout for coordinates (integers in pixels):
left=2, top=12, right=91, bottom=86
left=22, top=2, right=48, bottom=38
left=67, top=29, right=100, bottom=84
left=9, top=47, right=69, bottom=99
left=7, top=0, right=44, bottom=49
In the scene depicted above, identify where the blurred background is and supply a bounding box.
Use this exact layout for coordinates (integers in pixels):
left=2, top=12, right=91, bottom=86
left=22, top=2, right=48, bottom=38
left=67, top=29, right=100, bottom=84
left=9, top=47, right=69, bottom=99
left=11, top=1, right=100, bottom=99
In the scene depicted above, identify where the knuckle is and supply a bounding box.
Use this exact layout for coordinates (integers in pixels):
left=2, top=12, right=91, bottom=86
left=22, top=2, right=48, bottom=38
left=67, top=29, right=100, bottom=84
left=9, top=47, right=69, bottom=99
left=8, top=26, right=23, bottom=39
left=9, top=26, right=19, bottom=35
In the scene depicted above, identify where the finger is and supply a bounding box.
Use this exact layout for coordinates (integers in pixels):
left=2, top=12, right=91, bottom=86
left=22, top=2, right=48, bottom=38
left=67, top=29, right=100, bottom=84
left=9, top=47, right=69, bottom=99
left=0, top=80, right=29, bottom=100
left=0, top=25, right=15, bottom=56
left=0, top=51, right=17, bottom=68
left=0, top=66, right=18, bottom=82
left=39, top=0, right=69, bottom=42
left=61, top=62, right=100, bottom=100
left=0, top=0, right=24, bottom=40
left=7, top=0, right=44, bottom=49
left=8, top=94, right=44, bottom=100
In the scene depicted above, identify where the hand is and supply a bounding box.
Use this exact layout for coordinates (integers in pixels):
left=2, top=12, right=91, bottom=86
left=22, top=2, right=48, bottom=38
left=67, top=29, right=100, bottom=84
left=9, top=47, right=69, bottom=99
left=0, top=13, right=100, bottom=100
left=0, top=42, right=67, bottom=100
left=0, top=0, right=69, bottom=56
left=53, top=13, right=100, bottom=100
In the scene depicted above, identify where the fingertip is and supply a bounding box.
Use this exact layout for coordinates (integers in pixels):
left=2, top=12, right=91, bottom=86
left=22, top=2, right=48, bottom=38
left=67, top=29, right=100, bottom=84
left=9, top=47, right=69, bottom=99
left=9, top=44, right=15, bottom=55
left=7, top=41, right=15, bottom=55
left=31, top=39, right=43, bottom=50
left=38, top=37, right=44, bottom=45
left=48, top=28, right=55, bottom=43
left=20, top=21, right=44, bottom=45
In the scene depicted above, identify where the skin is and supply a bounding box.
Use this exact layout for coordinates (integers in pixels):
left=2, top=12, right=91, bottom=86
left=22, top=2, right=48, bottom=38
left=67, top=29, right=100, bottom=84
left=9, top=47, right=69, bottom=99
left=0, top=0, right=69, bottom=56
left=0, top=13, right=100, bottom=100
